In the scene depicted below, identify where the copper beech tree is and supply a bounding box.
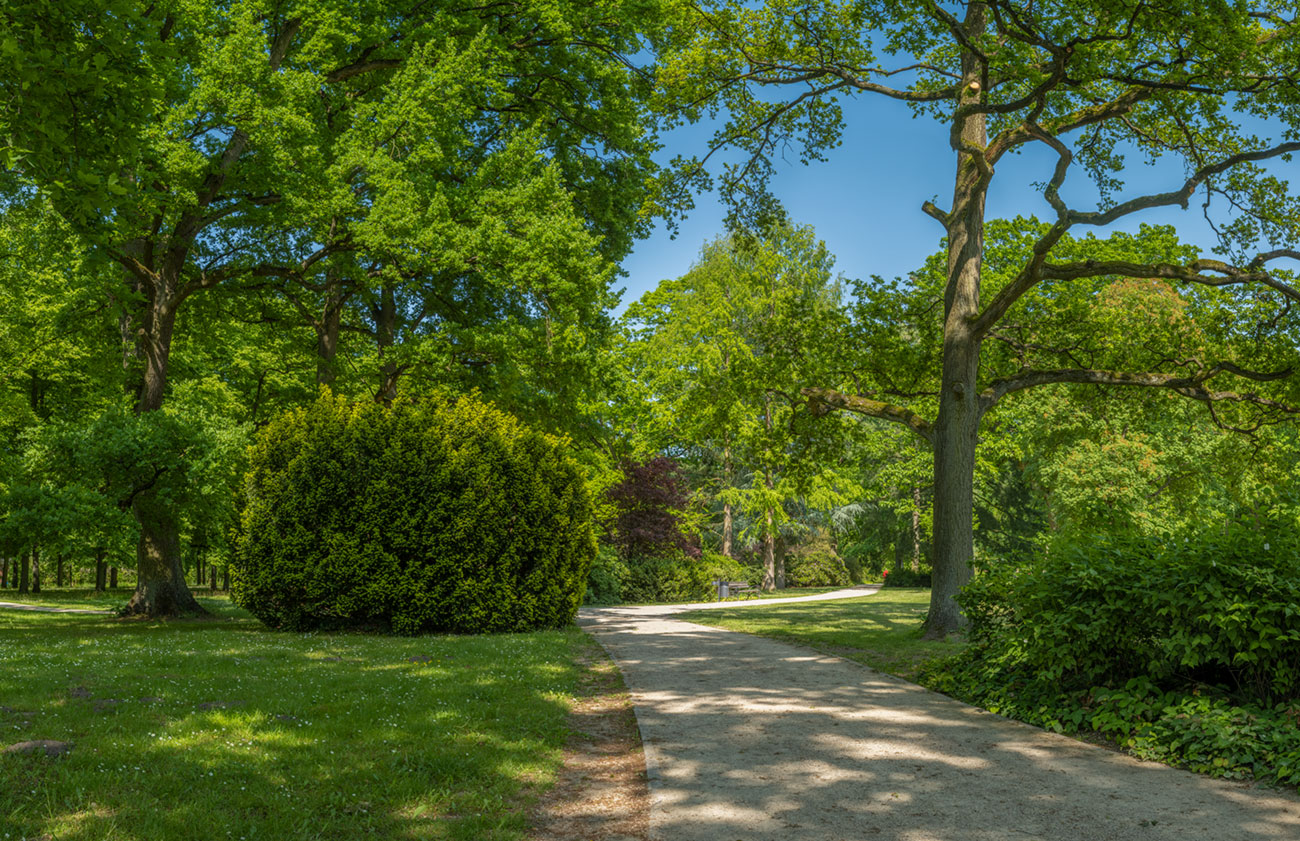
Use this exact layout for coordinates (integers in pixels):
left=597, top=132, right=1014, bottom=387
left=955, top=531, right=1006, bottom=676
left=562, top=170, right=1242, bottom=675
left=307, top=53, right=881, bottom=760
left=662, top=0, right=1300, bottom=633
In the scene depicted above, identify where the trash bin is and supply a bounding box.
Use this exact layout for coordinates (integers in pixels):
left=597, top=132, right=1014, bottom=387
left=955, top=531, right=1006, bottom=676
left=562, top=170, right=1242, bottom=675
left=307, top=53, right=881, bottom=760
left=717, top=580, right=729, bottom=600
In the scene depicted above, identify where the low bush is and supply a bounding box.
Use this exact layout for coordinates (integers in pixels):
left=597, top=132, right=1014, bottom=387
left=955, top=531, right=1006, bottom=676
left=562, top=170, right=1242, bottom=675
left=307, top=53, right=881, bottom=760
left=233, top=391, right=596, bottom=634
left=923, top=519, right=1300, bottom=788
left=784, top=547, right=851, bottom=587
left=882, top=567, right=931, bottom=588
left=606, top=551, right=756, bottom=604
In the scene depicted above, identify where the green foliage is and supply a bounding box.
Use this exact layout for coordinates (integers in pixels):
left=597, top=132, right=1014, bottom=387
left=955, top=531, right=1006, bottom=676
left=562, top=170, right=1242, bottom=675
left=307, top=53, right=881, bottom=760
left=881, top=567, right=931, bottom=588
left=234, top=390, right=596, bottom=634
left=609, top=550, right=755, bottom=604
left=924, top=518, right=1300, bottom=787
left=584, top=544, right=628, bottom=605
left=783, top=544, right=851, bottom=587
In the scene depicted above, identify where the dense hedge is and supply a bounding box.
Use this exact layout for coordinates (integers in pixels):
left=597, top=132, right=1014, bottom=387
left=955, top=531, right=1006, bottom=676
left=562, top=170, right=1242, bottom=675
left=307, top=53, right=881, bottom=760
left=233, top=391, right=596, bottom=634
left=923, top=522, right=1300, bottom=787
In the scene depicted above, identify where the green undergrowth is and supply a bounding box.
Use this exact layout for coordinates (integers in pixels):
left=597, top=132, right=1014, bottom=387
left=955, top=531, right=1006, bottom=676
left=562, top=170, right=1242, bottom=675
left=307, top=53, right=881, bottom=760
left=678, top=588, right=959, bottom=680
left=922, top=526, right=1300, bottom=791
left=0, top=607, right=587, bottom=840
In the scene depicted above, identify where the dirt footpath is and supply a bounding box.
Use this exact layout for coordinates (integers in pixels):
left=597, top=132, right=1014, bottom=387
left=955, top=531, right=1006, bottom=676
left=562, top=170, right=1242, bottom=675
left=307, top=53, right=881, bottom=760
left=580, top=594, right=1300, bottom=841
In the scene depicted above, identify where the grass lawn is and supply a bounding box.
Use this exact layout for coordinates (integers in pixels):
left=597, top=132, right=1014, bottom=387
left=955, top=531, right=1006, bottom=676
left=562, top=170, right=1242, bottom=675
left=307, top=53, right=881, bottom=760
left=0, top=587, right=216, bottom=612
left=0, top=600, right=591, bottom=840
left=677, top=587, right=963, bottom=680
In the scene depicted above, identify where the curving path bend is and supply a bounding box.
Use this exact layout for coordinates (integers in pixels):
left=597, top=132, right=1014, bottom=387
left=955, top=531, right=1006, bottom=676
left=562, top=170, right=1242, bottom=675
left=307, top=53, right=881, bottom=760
left=579, top=587, right=1300, bottom=841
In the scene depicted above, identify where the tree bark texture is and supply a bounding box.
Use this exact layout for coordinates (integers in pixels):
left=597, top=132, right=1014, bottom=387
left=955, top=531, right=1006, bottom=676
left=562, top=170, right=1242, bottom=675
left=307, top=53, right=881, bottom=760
left=18, top=553, right=30, bottom=594
left=926, top=6, right=988, bottom=637
left=95, top=548, right=108, bottom=592
left=120, top=290, right=206, bottom=617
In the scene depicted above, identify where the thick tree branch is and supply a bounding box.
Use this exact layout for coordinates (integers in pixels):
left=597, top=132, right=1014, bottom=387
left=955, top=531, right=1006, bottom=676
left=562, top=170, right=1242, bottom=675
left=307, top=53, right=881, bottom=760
left=980, top=364, right=1296, bottom=415
left=802, top=386, right=935, bottom=443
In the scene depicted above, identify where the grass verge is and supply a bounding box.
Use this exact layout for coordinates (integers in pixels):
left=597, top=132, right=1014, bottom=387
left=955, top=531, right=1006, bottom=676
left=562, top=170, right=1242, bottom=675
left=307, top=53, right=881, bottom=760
left=0, top=604, right=587, bottom=840
left=676, top=587, right=961, bottom=681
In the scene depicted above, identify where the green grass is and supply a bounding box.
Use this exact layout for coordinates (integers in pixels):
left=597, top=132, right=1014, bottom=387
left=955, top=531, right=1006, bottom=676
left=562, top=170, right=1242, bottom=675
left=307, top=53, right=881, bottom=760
left=0, top=586, right=219, bottom=612
left=0, top=603, right=589, bottom=840
left=616, top=584, right=859, bottom=607
left=677, top=587, right=963, bottom=680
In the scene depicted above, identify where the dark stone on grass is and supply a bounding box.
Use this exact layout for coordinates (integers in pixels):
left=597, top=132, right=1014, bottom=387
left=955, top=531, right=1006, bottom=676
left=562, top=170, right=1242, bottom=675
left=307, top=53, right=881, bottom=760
left=4, top=740, right=73, bottom=758
left=408, top=655, right=434, bottom=663
left=197, top=701, right=243, bottom=711
left=138, top=697, right=163, bottom=704
left=93, top=699, right=126, bottom=712
left=322, top=656, right=343, bottom=662
left=67, top=686, right=92, bottom=699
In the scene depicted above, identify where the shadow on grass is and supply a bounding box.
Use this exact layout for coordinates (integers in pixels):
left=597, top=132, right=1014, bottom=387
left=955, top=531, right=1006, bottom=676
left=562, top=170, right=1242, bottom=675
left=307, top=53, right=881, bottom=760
left=0, top=611, right=580, bottom=841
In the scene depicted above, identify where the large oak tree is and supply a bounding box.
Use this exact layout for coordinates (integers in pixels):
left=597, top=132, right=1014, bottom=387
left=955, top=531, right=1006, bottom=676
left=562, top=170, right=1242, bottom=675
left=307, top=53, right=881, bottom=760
left=2, top=0, right=675, bottom=615
left=662, top=0, right=1300, bottom=632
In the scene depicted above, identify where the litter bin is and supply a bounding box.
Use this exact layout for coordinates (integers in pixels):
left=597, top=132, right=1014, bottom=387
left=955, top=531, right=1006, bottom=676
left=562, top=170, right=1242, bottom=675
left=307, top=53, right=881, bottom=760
left=715, top=579, right=729, bottom=600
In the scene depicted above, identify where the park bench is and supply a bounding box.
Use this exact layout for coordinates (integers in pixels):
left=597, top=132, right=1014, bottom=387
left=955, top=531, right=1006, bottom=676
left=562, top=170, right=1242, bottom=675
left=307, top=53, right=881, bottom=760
left=713, top=579, right=754, bottom=600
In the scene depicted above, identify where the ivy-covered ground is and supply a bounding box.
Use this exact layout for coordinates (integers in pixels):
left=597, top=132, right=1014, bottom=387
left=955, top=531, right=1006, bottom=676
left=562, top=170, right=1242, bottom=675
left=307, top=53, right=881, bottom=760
left=0, top=601, right=585, bottom=840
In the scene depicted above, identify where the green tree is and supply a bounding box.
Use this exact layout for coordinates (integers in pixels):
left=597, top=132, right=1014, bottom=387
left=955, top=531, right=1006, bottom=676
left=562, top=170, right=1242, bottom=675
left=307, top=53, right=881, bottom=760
left=621, top=224, right=855, bottom=589
left=662, top=0, right=1300, bottom=633
left=2, top=0, right=677, bottom=615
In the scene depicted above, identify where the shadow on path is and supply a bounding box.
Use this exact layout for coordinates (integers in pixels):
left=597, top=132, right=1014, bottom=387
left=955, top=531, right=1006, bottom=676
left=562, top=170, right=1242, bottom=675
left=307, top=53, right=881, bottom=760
left=580, top=598, right=1300, bottom=841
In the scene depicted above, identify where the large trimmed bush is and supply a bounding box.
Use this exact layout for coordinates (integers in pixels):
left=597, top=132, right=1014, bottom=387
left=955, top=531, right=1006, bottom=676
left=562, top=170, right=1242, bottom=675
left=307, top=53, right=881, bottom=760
left=233, top=391, right=596, bottom=634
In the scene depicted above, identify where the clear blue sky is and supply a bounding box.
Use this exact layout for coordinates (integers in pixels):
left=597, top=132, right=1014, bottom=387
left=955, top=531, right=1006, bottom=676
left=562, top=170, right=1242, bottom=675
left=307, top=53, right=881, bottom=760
left=615, top=94, right=1236, bottom=313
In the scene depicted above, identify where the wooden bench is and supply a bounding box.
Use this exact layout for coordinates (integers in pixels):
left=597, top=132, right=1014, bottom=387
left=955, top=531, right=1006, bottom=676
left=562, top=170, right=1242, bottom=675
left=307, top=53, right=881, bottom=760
left=713, top=580, right=754, bottom=600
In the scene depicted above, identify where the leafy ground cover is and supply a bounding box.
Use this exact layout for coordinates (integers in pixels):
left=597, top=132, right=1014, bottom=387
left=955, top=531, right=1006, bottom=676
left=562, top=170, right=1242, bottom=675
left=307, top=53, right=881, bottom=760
left=678, top=588, right=960, bottom=680
left=0, top=603, right=588, bottom=840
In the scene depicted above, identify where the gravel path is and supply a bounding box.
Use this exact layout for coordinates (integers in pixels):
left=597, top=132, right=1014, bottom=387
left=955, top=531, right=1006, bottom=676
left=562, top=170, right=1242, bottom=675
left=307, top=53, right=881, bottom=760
left=579, top=588, right=1300, bottom=841
left=0, top=601, right=113, bottom=615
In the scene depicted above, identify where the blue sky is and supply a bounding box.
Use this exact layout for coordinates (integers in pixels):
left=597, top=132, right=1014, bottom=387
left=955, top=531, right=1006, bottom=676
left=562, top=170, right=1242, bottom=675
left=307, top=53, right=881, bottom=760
left=615, top=94, right=1233, bottom=313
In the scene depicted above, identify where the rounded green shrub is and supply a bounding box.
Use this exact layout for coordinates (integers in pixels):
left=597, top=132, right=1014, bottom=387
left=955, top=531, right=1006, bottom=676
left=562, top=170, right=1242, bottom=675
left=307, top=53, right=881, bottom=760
left=232, top=391, right=596, bottom=634
left=784, top=547, right=852, bottom=587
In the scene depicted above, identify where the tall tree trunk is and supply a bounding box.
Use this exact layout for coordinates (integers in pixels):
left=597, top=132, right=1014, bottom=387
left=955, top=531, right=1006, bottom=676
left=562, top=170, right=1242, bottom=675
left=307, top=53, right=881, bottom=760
left=210, top=563, right=217, bottom=591
left=927, top=6, right=988, bottom=637
left=18, top=553, right=30, bottom=594
left=122, top=294, right=205, bottom=617
left=911, top=486, right=923, bottom=574
left=31, top=547, right=40, bottom=594
left=95, top=548, right=107, bottom=592
left=316, top=271, right=346, bottom=386
left=1, top=557, right=8, bottom=588
left=721, top=441, right=734, bottom=558
left=222, top=566, right=230, bottom=591
left=374, top=285, right=399, bottom=404
left=761, top=505, right=776, bottom=592
left=110, top=566, right=118, bottom=588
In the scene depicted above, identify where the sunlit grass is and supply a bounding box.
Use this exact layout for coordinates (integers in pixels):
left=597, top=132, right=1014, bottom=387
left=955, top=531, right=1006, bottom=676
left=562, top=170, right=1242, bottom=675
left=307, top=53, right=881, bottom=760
left=0, top=607, right=587, bottom=840
left=678, top=588, right=963, bottom=680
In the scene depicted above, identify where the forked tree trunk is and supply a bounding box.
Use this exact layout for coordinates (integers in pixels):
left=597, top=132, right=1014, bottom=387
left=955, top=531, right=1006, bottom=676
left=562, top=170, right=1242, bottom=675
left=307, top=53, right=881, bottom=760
left=122, top=297, right=205, bottom=618
left=925, top=9, right=988, bottom=637
left=316, top=272, right=346, bottom=386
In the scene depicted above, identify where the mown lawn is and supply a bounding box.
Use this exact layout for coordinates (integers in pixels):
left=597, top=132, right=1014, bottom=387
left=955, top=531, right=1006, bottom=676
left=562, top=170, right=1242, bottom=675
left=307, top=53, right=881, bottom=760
left=0, top=601, right=588, bottom=840
left=677, top=587, right=963, bottom=680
